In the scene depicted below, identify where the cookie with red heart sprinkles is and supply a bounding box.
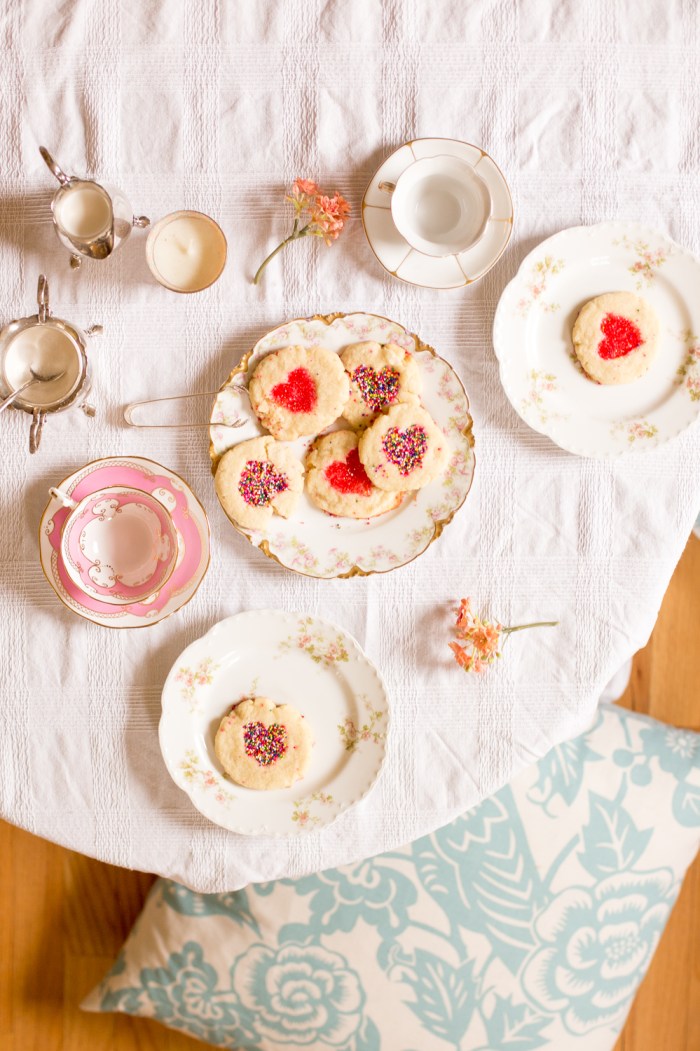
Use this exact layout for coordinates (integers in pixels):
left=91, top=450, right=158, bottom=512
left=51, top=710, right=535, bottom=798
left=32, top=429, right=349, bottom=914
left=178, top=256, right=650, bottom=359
left=358, top=403, right=451, bottom=492
left=572, top=292, right=659, bottom=385
left=306, top=429, right=404, bottom=518
left=340, top=341, right=421, bottom=428
left=215, top=696, right=312, bottom=790
left=215, top=436, right=304, bottom=531
left=249, top=344, right=350, bottom=439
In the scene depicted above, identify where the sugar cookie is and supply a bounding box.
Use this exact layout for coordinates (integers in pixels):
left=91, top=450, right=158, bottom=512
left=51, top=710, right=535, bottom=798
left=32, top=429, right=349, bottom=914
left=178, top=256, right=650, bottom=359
left=572, top=292, right=659, bottom=385
left=306, top=429, right=403, bottom=518
left=249, top=345, right=350, bottom=440
left=358, top=403, right=450, bottom=492
left=215, top=696, right=312, bottom=790
left=340, top=341, right=421, bottom=428
left=215, top=436, right=303, bottom=531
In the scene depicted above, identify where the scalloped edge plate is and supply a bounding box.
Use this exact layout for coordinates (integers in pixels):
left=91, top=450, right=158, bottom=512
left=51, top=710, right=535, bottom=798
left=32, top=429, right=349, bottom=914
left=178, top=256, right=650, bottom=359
left=209, top=312, right=475, bottom=578
left=159, top=610, right=390, bottom=835
left=493, top=222, right=700, bottom=457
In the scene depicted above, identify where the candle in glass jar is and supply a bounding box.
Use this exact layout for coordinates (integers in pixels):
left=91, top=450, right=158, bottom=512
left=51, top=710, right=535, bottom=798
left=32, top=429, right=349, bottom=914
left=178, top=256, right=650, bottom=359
left=146, top=210, right=227, bottom=293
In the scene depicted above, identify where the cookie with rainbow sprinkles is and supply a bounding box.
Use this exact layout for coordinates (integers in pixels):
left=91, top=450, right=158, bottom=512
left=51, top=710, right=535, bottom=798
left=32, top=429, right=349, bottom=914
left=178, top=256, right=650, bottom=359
left=340, top=340, right=421, bottom=428
left=214, top=435, right=304, bottom=531
left=358, top=403, right=451, bottom=492
left=215, top=696, right=312, bottom=791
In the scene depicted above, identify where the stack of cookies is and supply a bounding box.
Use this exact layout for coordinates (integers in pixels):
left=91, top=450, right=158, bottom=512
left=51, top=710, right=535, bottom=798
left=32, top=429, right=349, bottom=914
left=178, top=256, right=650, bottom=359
left=215, top=340, right=451, bottom=530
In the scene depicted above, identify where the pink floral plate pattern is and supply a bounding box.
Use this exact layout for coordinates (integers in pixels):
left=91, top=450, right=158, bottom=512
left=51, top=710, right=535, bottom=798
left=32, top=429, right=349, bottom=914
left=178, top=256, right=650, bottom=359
left=209, top=312, right=475, bottom=579
left=39, top=456, right=210, bottom=628
left=493, top=222, right=700, bottom=457
left=159, top=611, right=390, bottom=835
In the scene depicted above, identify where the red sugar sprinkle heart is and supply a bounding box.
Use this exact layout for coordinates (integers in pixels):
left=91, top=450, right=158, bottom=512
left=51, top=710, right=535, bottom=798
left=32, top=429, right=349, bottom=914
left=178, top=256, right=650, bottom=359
left=598, top=313, right=643, bottom=360
left=243, top=721, right=288, bottom=766
left=353, top=364, right=401, bottom=411
left=382, top=424, right=428, bottom=476
left=270, top=367, right=317, bottom=413
left=238, top=460, right=288, bottom=507
left=324, top=447, right=373, bottom=496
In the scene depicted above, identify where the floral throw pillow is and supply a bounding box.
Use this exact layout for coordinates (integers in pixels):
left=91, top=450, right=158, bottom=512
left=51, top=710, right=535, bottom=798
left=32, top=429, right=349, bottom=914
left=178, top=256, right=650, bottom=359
left=83, top=704, right=700, bottom=1050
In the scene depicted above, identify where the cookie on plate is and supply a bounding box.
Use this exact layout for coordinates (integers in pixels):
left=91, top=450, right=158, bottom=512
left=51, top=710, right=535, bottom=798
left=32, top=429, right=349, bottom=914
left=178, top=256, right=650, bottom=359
left=215, top=696, right=312, bottom=791
left=215, top=436, right=303, bottom=531
left=249, top=345, right=350, bottom=440
left=358, top=403, right=451, bottom=492
left=340, top=341, right=421, bottom=428
left=306, top=429, right=404, bottom=519
left=572, top=292, right=659, bottom=385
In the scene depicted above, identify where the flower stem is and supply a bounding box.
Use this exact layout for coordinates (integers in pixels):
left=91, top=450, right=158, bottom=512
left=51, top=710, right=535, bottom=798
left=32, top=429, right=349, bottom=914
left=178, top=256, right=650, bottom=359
left=253, top=221, right=310, bottom=284
left=502, top=621, right=558, bottom=634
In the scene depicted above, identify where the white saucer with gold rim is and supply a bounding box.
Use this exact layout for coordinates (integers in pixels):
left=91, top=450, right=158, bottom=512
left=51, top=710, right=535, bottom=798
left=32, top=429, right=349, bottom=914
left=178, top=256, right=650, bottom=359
left=362, top=137, right=513, bottom=290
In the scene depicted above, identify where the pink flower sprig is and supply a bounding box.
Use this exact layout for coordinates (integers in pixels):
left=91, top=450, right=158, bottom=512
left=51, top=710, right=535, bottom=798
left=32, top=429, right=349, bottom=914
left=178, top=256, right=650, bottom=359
left=449, top=598, right=558, bottom=674
left=253, top=178, right=351, bottom=284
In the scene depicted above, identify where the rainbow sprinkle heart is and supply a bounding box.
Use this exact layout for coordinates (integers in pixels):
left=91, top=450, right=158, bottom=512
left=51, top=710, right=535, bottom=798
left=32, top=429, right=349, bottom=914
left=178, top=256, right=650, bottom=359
left=382, top=425, right=428, bottom=476
left=353, top=364, right=401, bottom=411
left=243, top=721, right=288, bottom=766
left=238, top=460, right=288, bottom=507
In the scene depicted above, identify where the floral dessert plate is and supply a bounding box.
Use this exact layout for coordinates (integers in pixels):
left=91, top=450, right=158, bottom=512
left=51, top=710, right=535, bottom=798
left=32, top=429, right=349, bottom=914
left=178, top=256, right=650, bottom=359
left=362, top=138, right=513, bottom=289
left=159, top=610, right=390, bottom=835
left=39, top=456, right=210, bottom=628
left=210, top=312, right=475, bottom=578
left=493, top=222, right=700, bottom=457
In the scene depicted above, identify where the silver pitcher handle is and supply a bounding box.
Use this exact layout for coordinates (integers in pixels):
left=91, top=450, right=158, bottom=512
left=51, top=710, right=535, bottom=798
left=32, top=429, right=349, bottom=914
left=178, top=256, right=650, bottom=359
left=39, top=146, right=70, bottom=187
left=37, top=273, right=50, bottom=323
left=29, top=408, right=46, bottom=453
left=124, top=388, right=249, bottom=429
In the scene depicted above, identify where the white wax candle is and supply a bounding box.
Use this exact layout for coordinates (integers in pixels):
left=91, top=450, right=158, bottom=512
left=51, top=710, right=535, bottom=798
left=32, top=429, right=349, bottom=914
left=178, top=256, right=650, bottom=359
left=147, top=211, right=227, bottom=292
left=57, top=184, right=113, bottom=240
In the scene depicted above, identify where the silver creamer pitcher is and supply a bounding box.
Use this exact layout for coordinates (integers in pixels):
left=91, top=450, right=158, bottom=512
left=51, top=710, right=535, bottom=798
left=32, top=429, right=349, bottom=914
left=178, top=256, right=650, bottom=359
left=40, top=147, right=150, bottom=269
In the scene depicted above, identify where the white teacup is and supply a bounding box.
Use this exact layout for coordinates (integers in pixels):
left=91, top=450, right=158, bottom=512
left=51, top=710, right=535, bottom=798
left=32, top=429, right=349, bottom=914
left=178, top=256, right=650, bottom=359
left=380, top=155, right=491, bottom=257
left=50, top=484, right=177, bottom=605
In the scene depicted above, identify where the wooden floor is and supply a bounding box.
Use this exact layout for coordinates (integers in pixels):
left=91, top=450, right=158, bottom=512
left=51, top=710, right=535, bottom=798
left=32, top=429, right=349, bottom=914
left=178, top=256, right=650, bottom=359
left=1, top=537, right=698, bottom=1051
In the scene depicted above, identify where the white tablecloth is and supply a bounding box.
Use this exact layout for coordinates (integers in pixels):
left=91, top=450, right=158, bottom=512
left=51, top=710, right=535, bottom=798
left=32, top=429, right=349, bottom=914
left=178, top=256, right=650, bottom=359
left=1, top=0, right=698, bottom=893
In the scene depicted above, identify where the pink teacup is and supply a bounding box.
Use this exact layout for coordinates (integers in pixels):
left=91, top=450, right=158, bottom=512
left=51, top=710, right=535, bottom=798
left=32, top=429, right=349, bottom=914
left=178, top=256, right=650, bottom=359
left=49, top=484, right=178, bottom=604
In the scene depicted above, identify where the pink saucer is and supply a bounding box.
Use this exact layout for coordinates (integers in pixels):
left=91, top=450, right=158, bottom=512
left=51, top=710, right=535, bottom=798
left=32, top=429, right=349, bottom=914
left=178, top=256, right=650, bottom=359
left=42, top=457, right=209, bottom=626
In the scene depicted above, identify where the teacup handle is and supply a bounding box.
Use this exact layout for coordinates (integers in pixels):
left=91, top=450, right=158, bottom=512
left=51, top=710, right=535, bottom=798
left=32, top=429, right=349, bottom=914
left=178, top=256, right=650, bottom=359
left=49, top=486, right=78, bottom=510
left=39, top=146, right=70, bottom=187
left=378, top=180, right=396, bottom=195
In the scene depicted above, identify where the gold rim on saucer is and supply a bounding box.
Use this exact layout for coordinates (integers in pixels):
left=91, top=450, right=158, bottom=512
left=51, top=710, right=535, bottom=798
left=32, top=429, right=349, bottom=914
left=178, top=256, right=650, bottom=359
left=362, top=137, right=513, bottom=290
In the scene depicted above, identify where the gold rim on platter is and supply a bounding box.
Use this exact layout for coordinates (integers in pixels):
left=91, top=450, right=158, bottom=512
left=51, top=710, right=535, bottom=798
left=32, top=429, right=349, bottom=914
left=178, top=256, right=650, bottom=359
left=208, top=311, right=476, bottom=580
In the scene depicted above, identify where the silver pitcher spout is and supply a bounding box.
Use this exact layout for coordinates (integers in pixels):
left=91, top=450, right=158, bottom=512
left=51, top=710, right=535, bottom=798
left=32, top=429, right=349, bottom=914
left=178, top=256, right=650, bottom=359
left=39, top=146, right=149, bottom=268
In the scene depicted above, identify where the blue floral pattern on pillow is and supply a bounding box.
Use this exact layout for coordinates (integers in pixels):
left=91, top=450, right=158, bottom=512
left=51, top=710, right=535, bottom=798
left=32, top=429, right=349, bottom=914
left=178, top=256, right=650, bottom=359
left=86, top=705, right=700, bottom=1050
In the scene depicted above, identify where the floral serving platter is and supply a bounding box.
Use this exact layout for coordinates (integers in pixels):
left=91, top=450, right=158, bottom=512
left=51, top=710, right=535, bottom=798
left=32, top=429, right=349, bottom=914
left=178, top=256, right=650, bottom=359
left=493, top=222, right=700, bottom=457
left=209, top=312, right=475, bottom=578
left=362, top=137, right=513, bottom=289
left=159, top=610, right=390, bottom=835
left=39, top=456, right=210, bottom=628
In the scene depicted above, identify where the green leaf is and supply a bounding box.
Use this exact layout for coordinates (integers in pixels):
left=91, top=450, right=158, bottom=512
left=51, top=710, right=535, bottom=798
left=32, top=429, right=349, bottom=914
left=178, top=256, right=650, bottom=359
left=402, top=950, right=477, bottom=1041
left=578, top=791, right=652, bottom=877
left=484, top=994, right=551, bottom=1049
left=673, top=781, right=700, bottom=827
